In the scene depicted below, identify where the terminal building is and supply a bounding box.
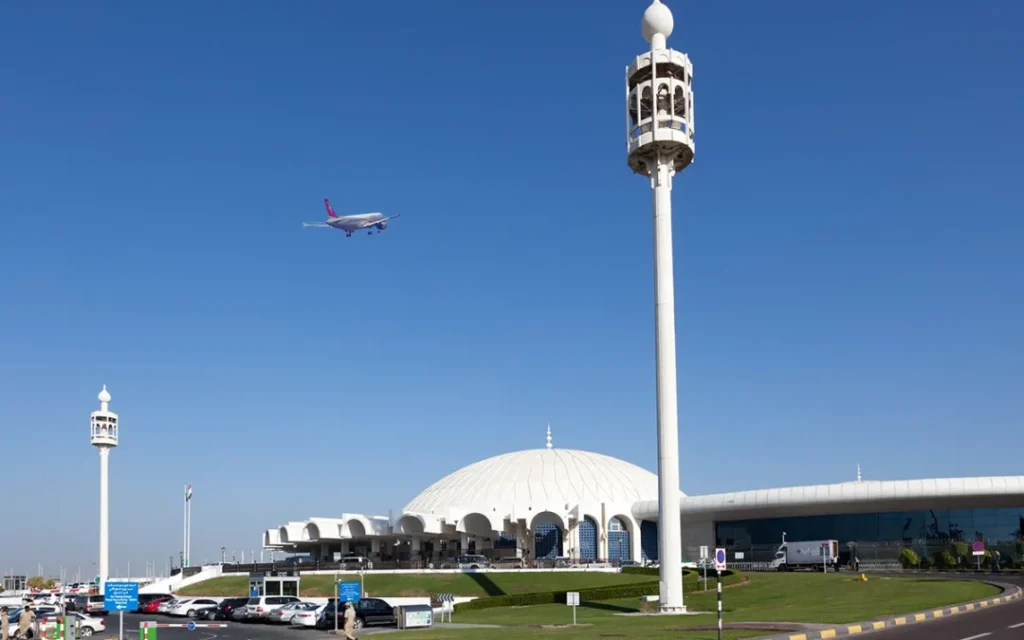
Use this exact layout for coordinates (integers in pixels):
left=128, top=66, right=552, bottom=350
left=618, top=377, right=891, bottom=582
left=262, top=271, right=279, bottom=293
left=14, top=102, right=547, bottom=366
left=263, top=429, right=1024, bottom=566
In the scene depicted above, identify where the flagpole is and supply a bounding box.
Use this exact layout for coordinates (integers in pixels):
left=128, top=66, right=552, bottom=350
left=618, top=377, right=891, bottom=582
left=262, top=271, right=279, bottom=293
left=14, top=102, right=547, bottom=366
left=187, top=487, right=192, bottom=567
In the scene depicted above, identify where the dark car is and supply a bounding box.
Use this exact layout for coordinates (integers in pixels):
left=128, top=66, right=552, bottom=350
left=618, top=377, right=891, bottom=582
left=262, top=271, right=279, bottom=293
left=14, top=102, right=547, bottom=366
left=316, top=599, right=394, bottom=630
left=204, top=598, right=249, bottom=621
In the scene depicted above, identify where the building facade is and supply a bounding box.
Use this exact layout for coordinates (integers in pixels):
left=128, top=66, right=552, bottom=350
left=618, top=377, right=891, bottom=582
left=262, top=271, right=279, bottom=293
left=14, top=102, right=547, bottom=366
left=264, top=445, right=1024, bottom=566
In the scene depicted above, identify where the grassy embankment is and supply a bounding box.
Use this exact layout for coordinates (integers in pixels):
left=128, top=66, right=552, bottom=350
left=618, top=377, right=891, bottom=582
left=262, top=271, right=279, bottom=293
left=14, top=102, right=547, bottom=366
left=392, top=573, right=1000, bottom=640
left=175, top=571, right=656, bottom=598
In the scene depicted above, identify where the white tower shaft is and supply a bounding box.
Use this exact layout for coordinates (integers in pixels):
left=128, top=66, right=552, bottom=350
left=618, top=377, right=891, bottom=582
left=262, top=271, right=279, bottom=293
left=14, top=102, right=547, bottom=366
left=651, top=157, right=684, bottom=611
left=627, top=0, right=695, bottom=615
left=98, top=446, right=110, bottom=592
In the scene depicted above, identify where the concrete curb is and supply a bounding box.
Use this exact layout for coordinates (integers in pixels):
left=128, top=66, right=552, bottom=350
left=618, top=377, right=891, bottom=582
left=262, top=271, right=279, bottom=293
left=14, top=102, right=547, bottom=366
left=755, top=581, right=1023, bottom=640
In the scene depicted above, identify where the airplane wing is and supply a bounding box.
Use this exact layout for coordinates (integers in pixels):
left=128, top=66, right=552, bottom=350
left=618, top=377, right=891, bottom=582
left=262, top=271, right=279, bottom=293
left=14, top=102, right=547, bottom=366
left=302, top=222, right=331, bottom=228
left=358, top=214, right=401, bottom=229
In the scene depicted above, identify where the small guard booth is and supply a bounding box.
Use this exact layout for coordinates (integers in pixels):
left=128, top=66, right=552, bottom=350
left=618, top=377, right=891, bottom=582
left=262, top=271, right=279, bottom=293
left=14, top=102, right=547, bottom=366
left=248, top=570, right=300, bottom=597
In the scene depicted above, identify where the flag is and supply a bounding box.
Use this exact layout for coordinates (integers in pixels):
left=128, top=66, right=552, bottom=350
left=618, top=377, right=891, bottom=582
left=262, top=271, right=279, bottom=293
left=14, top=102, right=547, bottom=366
left=186, top=483, right=192, bottom=501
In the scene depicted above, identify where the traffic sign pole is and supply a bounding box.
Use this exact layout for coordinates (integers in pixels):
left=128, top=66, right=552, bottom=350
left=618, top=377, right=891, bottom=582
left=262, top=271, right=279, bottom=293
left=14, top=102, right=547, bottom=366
left=716, top=570, right=722, bottom=640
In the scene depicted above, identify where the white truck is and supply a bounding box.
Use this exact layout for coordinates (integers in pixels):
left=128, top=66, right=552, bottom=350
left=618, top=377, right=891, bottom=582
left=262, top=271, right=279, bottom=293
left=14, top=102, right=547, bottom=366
left=769, top=539, right=839, bottom=571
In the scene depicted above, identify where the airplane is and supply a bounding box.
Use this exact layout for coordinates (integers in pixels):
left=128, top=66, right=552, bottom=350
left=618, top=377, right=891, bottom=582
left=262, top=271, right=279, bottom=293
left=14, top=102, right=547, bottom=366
left=302, top=198, right=399, bottom=237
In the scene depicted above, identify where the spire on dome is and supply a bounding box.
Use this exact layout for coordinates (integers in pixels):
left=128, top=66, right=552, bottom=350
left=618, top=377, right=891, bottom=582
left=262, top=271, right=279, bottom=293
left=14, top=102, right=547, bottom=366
left=545, top=424, right=553, bottom=449
left=856, top=463, right=862, bottom=482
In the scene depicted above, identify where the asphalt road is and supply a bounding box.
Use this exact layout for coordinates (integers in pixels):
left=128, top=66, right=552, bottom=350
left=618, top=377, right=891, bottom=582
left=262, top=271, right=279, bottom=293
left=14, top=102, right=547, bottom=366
left=114, top=614, right=333, bottom=640
left=868, top=574, right=1024, bottom=640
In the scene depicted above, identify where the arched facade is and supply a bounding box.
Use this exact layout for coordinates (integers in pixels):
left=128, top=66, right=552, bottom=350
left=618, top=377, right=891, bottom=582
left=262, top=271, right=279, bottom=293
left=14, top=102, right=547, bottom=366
left=533, top=511, right=564, bottom=559
left=607, top=516, right=631, bottom=563
left=579, top=516, right=598, bottom=561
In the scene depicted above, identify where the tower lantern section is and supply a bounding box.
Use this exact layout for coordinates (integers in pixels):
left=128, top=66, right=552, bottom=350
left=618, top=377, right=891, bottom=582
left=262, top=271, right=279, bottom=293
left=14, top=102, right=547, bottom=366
left=91, top=385, right=119, bottom=449
left=626, top=2, right=694, bottom=175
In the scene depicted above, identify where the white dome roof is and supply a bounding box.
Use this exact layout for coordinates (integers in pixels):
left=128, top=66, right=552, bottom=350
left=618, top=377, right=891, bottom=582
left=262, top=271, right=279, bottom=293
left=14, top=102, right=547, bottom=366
left=403, top=448, right=677, bottom=517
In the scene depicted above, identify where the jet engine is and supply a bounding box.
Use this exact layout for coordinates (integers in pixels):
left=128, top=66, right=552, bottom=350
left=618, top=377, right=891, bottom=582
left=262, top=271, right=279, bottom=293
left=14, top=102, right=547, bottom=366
left=376, top=221, right=387, bottom=231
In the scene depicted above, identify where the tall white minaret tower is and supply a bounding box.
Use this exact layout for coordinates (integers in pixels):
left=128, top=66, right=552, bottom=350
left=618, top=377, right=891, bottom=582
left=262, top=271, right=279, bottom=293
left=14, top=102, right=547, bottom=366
left=625, top=0, right=694, bottom=614
left=90, top=385, right=118, bottom=593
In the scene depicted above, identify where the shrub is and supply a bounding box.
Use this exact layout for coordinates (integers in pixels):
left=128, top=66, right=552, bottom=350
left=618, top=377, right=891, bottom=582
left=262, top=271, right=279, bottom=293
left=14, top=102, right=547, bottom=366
left=919, top=556, right=933, bottom=570
left=899, top=548, right=920, bottom=569
left=937, top=551, right=956, bottom=569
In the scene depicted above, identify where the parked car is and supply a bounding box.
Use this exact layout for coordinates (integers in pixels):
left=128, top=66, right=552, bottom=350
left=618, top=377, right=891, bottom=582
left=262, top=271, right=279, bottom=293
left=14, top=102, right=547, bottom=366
left=316, top=599, right=395, bottom=630
left=338, top=555, right=373, bottom=570
left=289, top=604, right=325, bottom=628
left=75, top=595, right=106, bottom=616
left=167, top=598, right=218, bottom=618
left=229, top=606, right=252, bottom=622
left=138, top=594, right=173, bottom=607
left=140, top=597, right=173, bottom=614
left=267, top=601, right=317, bottom=624
left=157, top=599, right=179, bottom=614
left=50, top=613, right=106, bottom=637
left=203, top=598, right=249, bottom=621
left=456, top=554, right=490, bottom=569
left=242, top=596, right=301, bottom=622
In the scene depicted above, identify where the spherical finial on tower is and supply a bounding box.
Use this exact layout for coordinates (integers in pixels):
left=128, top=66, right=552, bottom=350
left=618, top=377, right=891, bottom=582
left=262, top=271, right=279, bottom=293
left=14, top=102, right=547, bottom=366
left=98, top=385, right=111, bottom=404
left=642, top=0, right=674, bottom=48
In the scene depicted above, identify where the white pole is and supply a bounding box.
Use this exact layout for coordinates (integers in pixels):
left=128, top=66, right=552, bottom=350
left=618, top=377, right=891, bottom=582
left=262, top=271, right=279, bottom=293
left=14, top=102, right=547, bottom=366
left=99, top=447, right=110, bottom=594
left=119, top=609, right=123, bottom=640
left=183, top=485, right=188, bottom=568
left=187, top=495, right=192, bottom=567
left=651, top=150, right=684, bottom=613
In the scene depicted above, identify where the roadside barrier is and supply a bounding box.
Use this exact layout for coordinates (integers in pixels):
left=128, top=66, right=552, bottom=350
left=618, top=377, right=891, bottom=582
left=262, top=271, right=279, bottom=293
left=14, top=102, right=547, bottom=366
left=139, top=621, right=228, bottom=640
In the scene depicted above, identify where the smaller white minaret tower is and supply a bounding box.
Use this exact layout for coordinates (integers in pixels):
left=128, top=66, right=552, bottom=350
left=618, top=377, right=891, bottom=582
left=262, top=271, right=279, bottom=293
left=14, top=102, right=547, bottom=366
left=90, top=385, right=118, bottom=594
left=857, top=464, right=862, bottom=482
left=546, top=424, right=553, bottom=449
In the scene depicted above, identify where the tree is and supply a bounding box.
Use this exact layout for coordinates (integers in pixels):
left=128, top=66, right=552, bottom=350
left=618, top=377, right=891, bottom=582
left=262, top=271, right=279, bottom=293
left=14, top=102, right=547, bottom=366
left=26, top=576, right=56, bottom=590
left=950, top=540, right=970, bottom=566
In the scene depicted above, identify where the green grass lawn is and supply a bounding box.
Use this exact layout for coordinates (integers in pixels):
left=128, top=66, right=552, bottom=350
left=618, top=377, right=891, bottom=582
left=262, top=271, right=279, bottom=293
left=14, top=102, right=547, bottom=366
left=391, top=573, right=1000, bottom=640
left=176, top=571, right=656, bottom=598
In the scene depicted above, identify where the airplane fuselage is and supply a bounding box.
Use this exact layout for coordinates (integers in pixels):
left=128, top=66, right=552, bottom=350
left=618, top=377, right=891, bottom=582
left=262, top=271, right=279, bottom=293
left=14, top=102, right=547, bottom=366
left=326, top=213, right=386, bottom=233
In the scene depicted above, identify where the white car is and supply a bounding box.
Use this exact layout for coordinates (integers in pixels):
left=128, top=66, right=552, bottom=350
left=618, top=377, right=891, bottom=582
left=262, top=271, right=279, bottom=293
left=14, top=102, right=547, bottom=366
left=49, top=613, right=106, bottom=637
left=267, top=601, right=318, bottom=624
left=157, top=599, right=179, bottom=614
left=289, top=604, right=325, bottom=627
left=167, top=598, right=218, bottom=618
left=242, top=596, right=301, bottom=621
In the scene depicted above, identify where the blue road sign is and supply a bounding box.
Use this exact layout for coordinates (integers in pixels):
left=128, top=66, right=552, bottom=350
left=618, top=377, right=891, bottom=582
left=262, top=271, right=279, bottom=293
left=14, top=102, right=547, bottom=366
left=187, top=621, right=196, bottom=631
left=103, top=581, right=140, bottom=612
left=714, top=548, right=727, bottom=571
left=250, top=588, right=258, bottom=597
left=338, top=581, right=361, bottom=603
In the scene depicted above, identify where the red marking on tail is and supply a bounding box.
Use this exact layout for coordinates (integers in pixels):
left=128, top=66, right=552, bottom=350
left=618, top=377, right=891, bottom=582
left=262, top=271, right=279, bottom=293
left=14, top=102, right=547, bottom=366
left=324, top=198, right=338, bottom=218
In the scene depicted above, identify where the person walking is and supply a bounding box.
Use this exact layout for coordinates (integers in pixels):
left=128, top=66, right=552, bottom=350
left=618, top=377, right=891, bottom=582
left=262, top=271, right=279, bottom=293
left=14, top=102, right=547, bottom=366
left=2, top=605, right=11, bottom=640
left=341, top=601, right=357, bottom=640
left=14, top=605, right=35, bottom=640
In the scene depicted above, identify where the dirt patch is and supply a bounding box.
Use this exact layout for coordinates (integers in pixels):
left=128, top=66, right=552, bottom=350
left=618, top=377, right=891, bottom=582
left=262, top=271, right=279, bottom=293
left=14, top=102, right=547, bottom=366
left=537, top=624, right=594, bottom=630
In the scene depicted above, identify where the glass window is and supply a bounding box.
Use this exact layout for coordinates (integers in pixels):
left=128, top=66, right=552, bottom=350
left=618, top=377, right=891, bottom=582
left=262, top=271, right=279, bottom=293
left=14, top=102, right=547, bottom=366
left=282, top=581, right=298, bottom=597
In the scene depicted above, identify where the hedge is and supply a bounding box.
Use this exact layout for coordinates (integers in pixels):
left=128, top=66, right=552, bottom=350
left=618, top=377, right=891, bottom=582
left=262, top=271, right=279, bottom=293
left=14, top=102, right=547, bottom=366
left=455, top=569, right=744, bottom=613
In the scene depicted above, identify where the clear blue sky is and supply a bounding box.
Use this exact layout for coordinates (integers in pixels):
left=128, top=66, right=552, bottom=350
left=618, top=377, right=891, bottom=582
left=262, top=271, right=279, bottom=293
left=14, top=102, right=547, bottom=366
left=1, top=0, right=1022, bottom=577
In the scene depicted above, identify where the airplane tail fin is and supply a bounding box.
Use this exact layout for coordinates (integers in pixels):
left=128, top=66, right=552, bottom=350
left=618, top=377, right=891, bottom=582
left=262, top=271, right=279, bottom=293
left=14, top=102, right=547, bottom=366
left=324, top=198, right=338, bottom=219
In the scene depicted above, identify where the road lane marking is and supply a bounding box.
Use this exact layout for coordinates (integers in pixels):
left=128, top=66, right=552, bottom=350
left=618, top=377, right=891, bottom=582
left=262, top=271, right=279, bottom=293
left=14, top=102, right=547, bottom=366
left=958, top=634, right=991, bottom=640
left=1008, top=622, right=1024, bottom=629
